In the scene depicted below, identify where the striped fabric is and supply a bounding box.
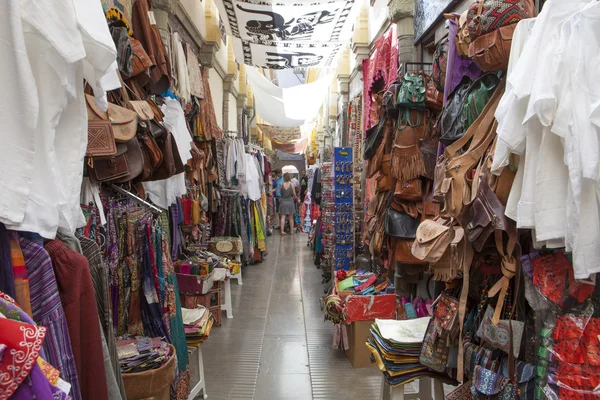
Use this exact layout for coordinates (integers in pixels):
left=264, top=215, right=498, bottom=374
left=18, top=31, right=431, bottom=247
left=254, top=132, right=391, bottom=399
left=79, top=236, right=126, bottom=400
left=9, top=233, right=32, bottom=317
left=19, top=236, right=82, bottom=400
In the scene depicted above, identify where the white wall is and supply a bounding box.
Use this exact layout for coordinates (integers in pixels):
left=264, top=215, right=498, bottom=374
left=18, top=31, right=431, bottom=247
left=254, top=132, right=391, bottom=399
left=228, top=93, right=238, bottom=132
left=208, top=68, right=224, bottom=128
left=179, top=0, right=207, bottom=38
left=368, top=0, right=389, bottom=43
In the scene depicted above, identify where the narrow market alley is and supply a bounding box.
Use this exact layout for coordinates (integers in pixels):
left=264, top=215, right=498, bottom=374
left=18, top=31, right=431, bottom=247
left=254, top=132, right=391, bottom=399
left=202, top=234, right=381, bottom=400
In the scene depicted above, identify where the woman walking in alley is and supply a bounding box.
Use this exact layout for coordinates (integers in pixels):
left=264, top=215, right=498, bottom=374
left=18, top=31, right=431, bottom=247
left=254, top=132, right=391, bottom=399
left=279, top=173, right=297, bottom=235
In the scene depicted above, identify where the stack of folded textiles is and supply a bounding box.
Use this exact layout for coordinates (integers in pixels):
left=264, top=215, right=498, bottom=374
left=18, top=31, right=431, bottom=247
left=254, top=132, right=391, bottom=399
left=182, top=306, right=214, bottom=347
left=336, top=269, right=391, bottom=297
left=116, top=337, right=172, bottom=373
left=366, top=317, right=430, bottom=387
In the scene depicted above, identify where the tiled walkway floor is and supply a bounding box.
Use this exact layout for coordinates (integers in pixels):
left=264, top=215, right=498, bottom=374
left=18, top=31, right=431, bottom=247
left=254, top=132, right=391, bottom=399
left=201, top=233, right=382, bottom=400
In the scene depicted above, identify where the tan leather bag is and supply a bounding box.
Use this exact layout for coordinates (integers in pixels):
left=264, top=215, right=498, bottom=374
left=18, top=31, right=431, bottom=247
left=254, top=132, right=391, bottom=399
left=439, top=80, right=505, bottom=218
left=86, top=94, right=137, bottom=142
left=445, top=12, right=471, bottom=59
left=468, top=24, right=516, bottom=72
left=411, top=216, right=455, bottom=263
left=427, top=225, right=474, bottom=282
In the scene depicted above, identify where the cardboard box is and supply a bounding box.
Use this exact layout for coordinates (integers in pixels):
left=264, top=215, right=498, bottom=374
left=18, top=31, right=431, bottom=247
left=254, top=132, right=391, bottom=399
left=345, top=320, right=374, bottom=368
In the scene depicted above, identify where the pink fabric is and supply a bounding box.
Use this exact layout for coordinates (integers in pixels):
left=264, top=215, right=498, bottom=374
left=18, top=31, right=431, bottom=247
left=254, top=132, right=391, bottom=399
left=362, top=24, right=398, bottom=134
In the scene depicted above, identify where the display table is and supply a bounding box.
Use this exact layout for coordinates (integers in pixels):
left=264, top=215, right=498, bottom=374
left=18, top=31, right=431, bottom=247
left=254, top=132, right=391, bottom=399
left=187, top=346, right=207, bottom=399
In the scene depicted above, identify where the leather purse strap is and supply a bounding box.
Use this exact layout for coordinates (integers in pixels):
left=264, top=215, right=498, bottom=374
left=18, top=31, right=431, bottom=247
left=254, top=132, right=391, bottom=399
left=456, top=230, right=474, bottom=382
left=444, top=79, right=505, bottom=159
left=488, top=231, right=517, bottom=325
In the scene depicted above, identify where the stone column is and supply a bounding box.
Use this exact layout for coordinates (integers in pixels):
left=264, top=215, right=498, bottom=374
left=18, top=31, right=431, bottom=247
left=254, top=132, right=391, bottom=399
left=388, top=0, right=416, bottom=63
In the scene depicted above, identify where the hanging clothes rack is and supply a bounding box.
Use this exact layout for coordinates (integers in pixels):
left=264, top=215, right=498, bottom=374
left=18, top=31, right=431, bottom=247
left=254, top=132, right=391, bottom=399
left=220, top=188, right=241, bottom=194
left=109, top=184, right=163, bottom=214
left=245, top=143, right=263, bottom=152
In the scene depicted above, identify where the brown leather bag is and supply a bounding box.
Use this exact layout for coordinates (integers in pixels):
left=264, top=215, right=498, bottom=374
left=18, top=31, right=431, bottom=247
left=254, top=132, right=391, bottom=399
left=137, top=122, right=163, bottom=171
left=114, top=136, right=146, bottom=183
left=468, top=24, right=516, bottom=72
left=394, top=179, right=423, bottom=203
left=367, top=117, right=394, bottom=179
left=88, top=143, right=130, bottom=182
left=86, top=120, right=117, bottom=158
left=86, top=94, right=137, bottom=142
left=462, top=168, right=518, bottom=252
left=393, top=237, right=427, bottom=265
left=147, top=122, right=185, bottom=181
left=425, top=80, right=444, bottom=111
left=439, top=80, right=505, bottom=218
left=129, top=37, right=154, bottom=78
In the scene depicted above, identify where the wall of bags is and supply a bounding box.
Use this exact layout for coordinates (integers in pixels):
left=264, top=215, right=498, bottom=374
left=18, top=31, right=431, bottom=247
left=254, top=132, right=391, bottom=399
left=365, top=0, right=600, bottom=397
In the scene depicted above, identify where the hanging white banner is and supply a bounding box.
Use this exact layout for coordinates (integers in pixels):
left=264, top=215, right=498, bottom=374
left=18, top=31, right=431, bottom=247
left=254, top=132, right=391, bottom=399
left=234, top=40, right=342, bottom=69
left=217, top=0, right=355, bottom=42
left=247, top=67, right=332, bottom=127
left=215, top=0, right=356, bottom=68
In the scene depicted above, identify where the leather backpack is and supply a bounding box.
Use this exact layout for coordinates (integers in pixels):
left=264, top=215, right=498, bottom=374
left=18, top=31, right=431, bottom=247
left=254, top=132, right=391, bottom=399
left=439, top=77, right=472, bottom=145
left=469, top=24, right=516, bottom=72
left=462, top=73, right=500, bottom=129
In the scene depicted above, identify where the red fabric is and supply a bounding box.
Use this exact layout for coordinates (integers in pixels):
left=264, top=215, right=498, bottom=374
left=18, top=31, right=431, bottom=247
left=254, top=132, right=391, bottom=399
left=344, top=294, right=396, bottom=323
left=44, top=240, right=109, bottom=400
left=0, top=314, right=46, bottom=399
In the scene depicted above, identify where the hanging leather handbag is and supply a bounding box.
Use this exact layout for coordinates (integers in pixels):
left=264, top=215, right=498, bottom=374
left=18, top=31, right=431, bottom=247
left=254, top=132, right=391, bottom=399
left=363, top=115, right=386, bottom=161
left=469, top=24, right=516, bottom=72
left=384, top=207, right=420, bottom=239
left=86, top=120, right=117, bottom=158
left=427, top=224, right=474, bottom=282
left=137, top=121, right=163, bottom=172
left=411, top=216, right=455, bottom=263
left=432, top=37, right=449, bottom=92
left=392, top=112, right=427, bottom=182
left=127, top=99, right=155, bottom=121
left=129, top=37, right=154, bottom=78
left=466, top=0, right=535, bottom=41
left=88, top=143, right=131, bottom=182
left=376, top=160, right=395, bottom=192
left=367, top=117, right=394, bottom=179
left=394, top=237, right=427, bottom=265
left=438, top=77, right=472, bottom=145
left=148, top=122, right=185, bottom=181
left=439, top=81, right=505, bottom=218
left=444, top=11, right=472, bottom=59
left=425, top=79, right=444, bottom=111
left=113, top=136, right=146, bottom=183
left=393, top=179, right=423, bottom=203
left=462, top=168, right=517, bottom=252
left=85, top=94, right=137, bottom=143
left=462, top=73, right=500, bottom=129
